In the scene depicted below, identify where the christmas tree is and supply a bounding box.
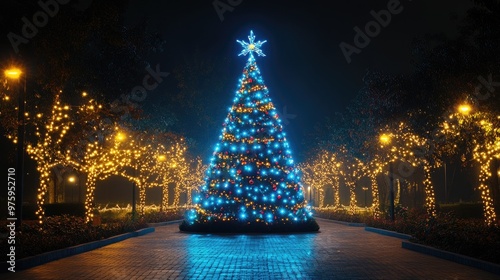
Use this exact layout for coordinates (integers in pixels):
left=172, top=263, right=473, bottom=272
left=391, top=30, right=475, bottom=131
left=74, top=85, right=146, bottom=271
left=180, top=31, right=319, bottom=232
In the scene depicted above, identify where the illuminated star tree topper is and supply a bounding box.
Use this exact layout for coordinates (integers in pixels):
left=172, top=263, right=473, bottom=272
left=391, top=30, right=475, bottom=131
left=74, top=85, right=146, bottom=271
left=237, top=30, right=267, bottom=57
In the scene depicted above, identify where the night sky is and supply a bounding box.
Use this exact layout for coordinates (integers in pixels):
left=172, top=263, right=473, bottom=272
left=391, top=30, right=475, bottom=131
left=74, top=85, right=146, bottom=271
left=0, top=0, right=484, bottom=203
left=0, top=0, right=473, bottom=159
left=123, top=0, right=472, bottom=159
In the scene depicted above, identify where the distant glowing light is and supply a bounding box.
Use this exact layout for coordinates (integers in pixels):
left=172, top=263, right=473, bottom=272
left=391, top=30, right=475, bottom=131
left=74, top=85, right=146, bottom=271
left=458, top=104, right=471, bottom=115
left=4, top=68, right=22, bottom=79
left=379, top=134, right=391, bottom=145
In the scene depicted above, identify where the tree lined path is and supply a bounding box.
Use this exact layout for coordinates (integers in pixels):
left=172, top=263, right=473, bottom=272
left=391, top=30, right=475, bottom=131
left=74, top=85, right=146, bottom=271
left=4, top=220, right=497, bottom=279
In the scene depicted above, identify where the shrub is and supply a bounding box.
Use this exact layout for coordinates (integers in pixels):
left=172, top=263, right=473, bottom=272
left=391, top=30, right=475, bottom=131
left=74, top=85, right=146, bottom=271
left=314, top=208, right=371, bottom=223
left=142, top=210, right=183, bottom=223
left=0, top=215, right=148, bottom=260
left=315, top=207, right=500, bottom=264
left=437, top=203, right=483, bottom=219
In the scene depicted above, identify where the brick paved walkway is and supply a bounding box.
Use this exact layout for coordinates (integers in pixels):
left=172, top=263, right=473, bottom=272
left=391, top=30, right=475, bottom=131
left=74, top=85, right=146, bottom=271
left=4, top=220, right=498, bottom=279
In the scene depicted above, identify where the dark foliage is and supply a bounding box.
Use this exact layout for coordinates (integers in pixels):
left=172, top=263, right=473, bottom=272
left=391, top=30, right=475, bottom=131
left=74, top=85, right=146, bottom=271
left=140, top=210, right=183, bottom=224
left=43, top=203, right=86, bottom=217
left=314, top=209, right=370, bottom=224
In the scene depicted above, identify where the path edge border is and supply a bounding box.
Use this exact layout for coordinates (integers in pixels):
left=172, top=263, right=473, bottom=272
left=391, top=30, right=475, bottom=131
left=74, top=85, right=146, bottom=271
left=314, top=217, right=365, bottom=227
left=13, top=227, right=155, bottom=272
left=364, top=226, right=411, bottom=240
left=402, top=241, right=500, bottom=276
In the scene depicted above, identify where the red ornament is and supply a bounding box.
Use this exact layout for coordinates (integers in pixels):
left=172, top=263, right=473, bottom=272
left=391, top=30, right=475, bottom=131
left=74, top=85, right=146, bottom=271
left=237, top=170, right=241, bottom=174
left=277, top=195, right=282, bottom=199
left=249, top=179, right=254, bottom=185
left=248, top=78, right=253, bottom=83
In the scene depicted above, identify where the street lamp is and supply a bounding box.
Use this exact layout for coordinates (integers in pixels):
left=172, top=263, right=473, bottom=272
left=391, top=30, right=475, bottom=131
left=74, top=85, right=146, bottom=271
left=115, top=131, right=136, bottom=218
left=379, top=134, right=391, bottom=145
left=157, top=154, right=166, bottom=211
left=5, top=67, right=26, bottom=229
left=67, top=176, right=79, bottom=203
left=457, top=103, right=471, bottom=115
left=497, top=168, right=500, bottom=193
left=362, top=187, right=369, bottom=208
left=379, top=133, right=395, bottom=221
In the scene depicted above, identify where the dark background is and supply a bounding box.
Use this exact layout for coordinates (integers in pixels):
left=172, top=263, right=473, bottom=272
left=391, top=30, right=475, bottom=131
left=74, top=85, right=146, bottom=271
left=1, top=0, right=491, bottom=206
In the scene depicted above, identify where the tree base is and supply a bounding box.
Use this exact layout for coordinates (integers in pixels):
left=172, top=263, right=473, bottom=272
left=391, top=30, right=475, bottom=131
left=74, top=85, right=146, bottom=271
left=179, top=219, right=320, bottom=233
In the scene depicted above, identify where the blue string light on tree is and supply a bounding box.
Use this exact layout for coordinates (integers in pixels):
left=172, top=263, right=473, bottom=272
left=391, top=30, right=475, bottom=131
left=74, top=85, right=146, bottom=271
left=180, top=30, right=319, bottom=232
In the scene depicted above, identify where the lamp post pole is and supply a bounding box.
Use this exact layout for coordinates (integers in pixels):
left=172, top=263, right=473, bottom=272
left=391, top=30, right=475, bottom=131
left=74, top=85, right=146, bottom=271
left=132, top=182, right=136, bottom=218
left=362, top=187, right=368, bottom=208
left=308, top=186, right=312, bottom=206
left=380, top=133, right=395, bottom=222
left=17, top=76, right=26, bottom=228
left=389, top=162, right=395, bottom=222
left=5, top=68, right=26, bottom=229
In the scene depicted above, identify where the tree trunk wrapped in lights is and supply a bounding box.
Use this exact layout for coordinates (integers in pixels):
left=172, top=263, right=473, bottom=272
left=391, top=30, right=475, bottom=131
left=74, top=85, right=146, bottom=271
left=337, top=146, right=363, bottom=215
left=27, top=93, right=81, bottom=224
left=82, top=135, right=134, bottom=222
left=300, top=151, right=341, bottom=209
left=378, top=122, right=437, bottom=218
left=183, top=157, right=208, bottom=206
left=441, top=108, right=499, bottom=225
left=364, top=157, right=384, bottom=218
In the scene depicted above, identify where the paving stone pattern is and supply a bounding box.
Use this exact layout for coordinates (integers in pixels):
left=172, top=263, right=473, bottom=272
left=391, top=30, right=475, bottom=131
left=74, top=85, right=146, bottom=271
left=4, top=220, right=498, bottom=279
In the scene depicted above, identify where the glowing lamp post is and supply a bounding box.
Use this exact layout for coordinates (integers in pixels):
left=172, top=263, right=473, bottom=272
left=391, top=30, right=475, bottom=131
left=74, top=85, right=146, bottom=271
left=5, top=68, right=22, bottom=79
left=457, top=103, right=471, bottom=115
left=116, top=132, right=136, bottom=217
left=379, top=133, right=395, bottom=221
left=497, top=168, right=500, bottom=193
left=5, top=67, right=26, bottom=229
left=157, top=154, right=166, bottom=211
left=68, top=176, right=82, bottom=203
left=362, top=187, right=369, bottom=208
left=158, top=155, right=166, bottom=162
